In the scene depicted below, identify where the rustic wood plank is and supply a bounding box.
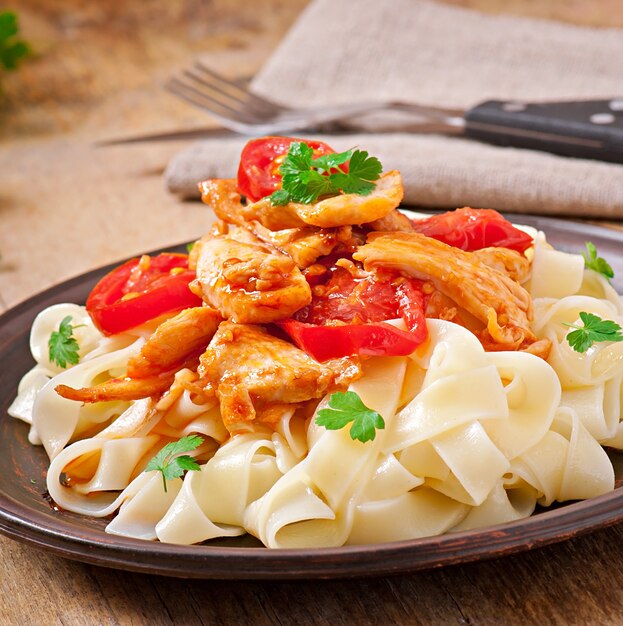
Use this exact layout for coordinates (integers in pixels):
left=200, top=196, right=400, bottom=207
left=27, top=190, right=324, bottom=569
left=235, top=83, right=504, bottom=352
left=4, top=526, right=623, bottom=625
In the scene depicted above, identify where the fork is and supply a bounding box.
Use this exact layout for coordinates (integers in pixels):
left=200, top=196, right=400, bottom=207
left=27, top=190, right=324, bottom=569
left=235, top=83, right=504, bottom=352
left=165, top=62, right=464, bottom=135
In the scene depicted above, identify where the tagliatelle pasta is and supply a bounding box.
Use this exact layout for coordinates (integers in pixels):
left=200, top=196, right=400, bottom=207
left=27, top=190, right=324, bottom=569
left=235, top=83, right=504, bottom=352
left=8, top=237, right=622, bottom=548
left=8, top=140, right=623, bottom=549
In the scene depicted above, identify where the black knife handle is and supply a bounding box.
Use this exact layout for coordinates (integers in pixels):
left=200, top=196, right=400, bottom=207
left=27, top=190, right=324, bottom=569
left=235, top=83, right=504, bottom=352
left=464, top=99, right=623, bottom=164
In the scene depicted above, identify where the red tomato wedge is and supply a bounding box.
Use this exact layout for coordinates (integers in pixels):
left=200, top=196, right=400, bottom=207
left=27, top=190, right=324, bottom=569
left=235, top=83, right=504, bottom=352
left=278, top=319, right=424, bottom=362
left=411, top=208, right=533, bottom=253
left=86, top=253, right=201, bottom=335
left=295, top=267, right=427, bottom=332
left=286, top=267, right=428, bottom=360
left=237, top=136, right=337, bottom=202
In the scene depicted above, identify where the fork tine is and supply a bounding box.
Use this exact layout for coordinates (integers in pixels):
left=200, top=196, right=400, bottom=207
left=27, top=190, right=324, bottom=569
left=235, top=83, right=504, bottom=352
left=181, top=69, right=274, bottom=120
left=166, top=78, right=263, bottom=125
left=193, top=62, right=288, bottom=112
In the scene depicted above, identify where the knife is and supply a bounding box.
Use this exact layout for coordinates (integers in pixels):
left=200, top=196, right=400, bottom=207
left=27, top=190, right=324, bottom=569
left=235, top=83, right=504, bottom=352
left=97, top=98, right=623, bottom=164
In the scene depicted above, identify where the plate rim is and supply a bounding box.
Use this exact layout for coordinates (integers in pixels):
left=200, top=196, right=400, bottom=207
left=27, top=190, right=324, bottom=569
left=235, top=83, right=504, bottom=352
left=2, top=213, right=623, bottom=579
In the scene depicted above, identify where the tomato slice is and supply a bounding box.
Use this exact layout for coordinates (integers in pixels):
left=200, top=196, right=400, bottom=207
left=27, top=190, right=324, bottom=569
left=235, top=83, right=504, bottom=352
left=86, top=253, right=202, bottom=335
left=237, top=136, right=337, bottom=202
left=411, top=208, right=533, bottom=253
left=287, top=266, right=428, bottom=360
left=295, top=267, right=427, bottom=331
left=278, top=319, right=423, bottom=362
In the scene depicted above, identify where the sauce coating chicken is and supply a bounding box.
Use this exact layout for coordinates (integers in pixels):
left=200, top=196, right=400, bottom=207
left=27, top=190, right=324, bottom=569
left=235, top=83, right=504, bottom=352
left=192, top=235, right=311, bottom=323
left=354, top=232, right=537, bottom=350
left=126, top=306, right=222, bottom=377
left=199, top=170, right=403, bottom=230
left=288, top=170, right=403, bottom=228
left=199, top=322, right=362, bottom=433
left=55, top=306, right=222, bottom=402
left=199, top=178, right=359, bottom=268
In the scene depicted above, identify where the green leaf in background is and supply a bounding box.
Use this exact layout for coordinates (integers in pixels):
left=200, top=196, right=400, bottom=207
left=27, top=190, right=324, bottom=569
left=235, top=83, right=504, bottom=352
left=0, top=11, right=30, bottom=72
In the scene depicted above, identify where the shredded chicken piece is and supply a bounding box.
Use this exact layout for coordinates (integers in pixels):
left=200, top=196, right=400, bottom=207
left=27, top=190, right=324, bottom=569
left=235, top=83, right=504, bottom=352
left=250, top=223, right=353, bottom=268
left=192, top=235, right=311, bottom=323
left=368, top=208, right=416, bottom=233
left=55, top=352, right=202, bottom=403
left=127, top=306, right=222, bottom=378
left=199, top=178, right=303, bottom=230
left=55, top=307, right=221, bottom=404
left=354, top=232, right=536, bottom=349
left=287, top=170, right=404, bottom=228
left=199, top=171, right=403, bottom=230
left=198, top=178, right=356, bottom=268
left=518, top=338, right=552, bottom=360
left=199, top=322, right=362, bottom=433
left=472, top=247, right=531, bottom=283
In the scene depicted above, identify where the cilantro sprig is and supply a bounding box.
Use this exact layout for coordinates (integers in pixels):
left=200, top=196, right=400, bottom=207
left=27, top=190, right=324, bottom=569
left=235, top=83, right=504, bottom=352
left=48, top=315, right=82, bottom=368
left=316, top=391, right=385, bottom=443
left=563, top=312, right=623, bottom=353
left=144, top=435, right=204, bottom=493
left=582, top=242, right=614, bottom=282
left=0, top=11, right=30, bottom=72
left=270, top=142, right=382, bottom=206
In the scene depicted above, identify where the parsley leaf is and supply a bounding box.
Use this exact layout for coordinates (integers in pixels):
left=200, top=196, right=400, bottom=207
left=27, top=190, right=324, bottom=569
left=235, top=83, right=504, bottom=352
left=311, top=149, right=353, bottom=172
left=582, top=242, right=614, bottom=281
left=186, top=242, right=195, bottom=253
left=564, top=312, right=623, bottom=353
left=48, top=315, right=81, bottom=368
left=144, top=435, right=204, bottom=493
left=316, top=391, right=385, bottom=443
left=331, top=149, right=382, bottom=195
left=269, top=189, right=291, bottom=206
left=0, top=11, right=30, bottom=72
left=269, top=142, right=383, bottom=206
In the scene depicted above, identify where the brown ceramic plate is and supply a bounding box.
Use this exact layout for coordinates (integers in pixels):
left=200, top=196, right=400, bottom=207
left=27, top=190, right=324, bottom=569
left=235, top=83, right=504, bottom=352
left=2, top=214, right=623, bottom=580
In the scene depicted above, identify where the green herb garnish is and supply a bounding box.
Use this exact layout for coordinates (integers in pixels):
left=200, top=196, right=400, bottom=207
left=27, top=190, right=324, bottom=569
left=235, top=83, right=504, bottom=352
left=583, top=242, right=614, bottom=281
left=0, top=11, right=30, bottom=71
left=316, top=391, right=385, bottom=443
left=564, top=312, right=623, bottom=353
left=144, top=435, right=204, bottom=493
left=48, top=315, right=82, bottom=368
left=270, top=142, right=382, bottom=206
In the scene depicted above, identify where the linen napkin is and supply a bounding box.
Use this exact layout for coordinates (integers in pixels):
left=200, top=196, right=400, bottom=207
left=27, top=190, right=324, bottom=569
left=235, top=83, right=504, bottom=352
left=165, top=0, right=623, bottom=218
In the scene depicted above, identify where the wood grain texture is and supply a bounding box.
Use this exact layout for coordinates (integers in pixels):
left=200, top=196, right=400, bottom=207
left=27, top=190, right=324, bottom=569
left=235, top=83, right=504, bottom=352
left=3, top=529, right=623, bottom=625
left=1, top=1, right=623, bottom=624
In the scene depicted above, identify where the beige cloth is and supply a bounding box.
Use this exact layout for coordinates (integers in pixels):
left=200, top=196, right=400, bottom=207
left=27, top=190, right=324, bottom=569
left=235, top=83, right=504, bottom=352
left=165, top=0, right=623, bottom=217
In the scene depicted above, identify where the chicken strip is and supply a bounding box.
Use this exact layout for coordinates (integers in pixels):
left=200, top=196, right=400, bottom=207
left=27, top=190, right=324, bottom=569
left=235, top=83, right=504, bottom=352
left=192, top=236, right=311, bottom=323
left=472, top=247, right=531, bottom=284
left=56, top=307, right=221, bottom=403
left=199, top=178, right=306, bottom=230
left=368, top=208, right=416, bottom=233
left=248, top=222, right=353, bottom=268
left=354, top=232, right=536, bottom=349
left=199, top=322, right=362, bottom=433
left=126, top=306, right=222, bottom=378
left=367, top=211, right=531, bottom=284
left=56, top=370, right=179, bottom=403
left=287, top=170, right=404, bottom=228
left=54, top=346, right=205, bottom=403
left=199, top=178, right=357, bottom=268
left=199, top=170, right=403, bottom=230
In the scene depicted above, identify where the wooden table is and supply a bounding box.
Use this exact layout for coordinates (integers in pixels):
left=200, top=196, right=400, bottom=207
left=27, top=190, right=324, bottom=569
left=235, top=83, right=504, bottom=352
left=1, top=1, right=623, bottom=623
